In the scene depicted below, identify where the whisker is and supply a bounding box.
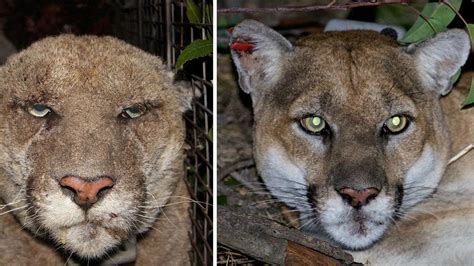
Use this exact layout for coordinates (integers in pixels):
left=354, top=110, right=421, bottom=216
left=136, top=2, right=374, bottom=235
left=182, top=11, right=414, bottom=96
left=135, top=218, right=163, bottom=234
left=140, top=200, right=199, bottom=209
left=298, top=215, right=320, bottom=230
left=0, top=205, right=28, bottom=216
left=64, top=251, right=74, bottom=266
left=0, top=199, right=27, bottom=210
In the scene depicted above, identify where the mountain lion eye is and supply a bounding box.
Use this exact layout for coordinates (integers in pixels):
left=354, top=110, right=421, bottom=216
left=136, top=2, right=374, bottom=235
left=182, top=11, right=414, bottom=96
left=28, top=103, right=52, bottom=118
left=121, top=105, right=147, bottom=119
left=300, top=116, right=327, bottom=134
left=384, top=115, right=408, bottom=134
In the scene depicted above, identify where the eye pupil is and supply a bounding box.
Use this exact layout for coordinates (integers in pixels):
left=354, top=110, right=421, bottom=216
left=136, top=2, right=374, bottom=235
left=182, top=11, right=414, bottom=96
left=127, top=107, right=140, bottom=114
left=384, top=115, right=408, bottom=134
left=34, top=104, right=46, bottom=112
left=122, top=105, right=146, bottom=119
left=300, top=115, right=327, bottom=135
left=391, top=116, right=401, bottom=126
left=312, top=117, right=321, bottom=127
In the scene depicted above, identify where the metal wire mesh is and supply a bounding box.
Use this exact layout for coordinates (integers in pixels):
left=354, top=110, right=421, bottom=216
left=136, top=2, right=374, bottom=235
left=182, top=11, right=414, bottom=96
left=113, top=0, right=213, bottom=265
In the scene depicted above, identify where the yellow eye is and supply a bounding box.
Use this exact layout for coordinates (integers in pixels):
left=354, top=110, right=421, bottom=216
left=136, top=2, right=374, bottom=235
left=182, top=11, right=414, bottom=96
left=300, top=116, right=326, bottom=134
left=28, top=103, right=51, bottom=118
left=122, top=105, right=147, bottom=119
left=384, top=115, right=408, bottom=133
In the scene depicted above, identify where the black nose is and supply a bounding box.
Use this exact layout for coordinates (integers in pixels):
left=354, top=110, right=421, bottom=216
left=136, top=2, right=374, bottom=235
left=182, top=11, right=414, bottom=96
left=60, top=175, right=115, bottom=207
left=337, top=187, right=380, bottom=209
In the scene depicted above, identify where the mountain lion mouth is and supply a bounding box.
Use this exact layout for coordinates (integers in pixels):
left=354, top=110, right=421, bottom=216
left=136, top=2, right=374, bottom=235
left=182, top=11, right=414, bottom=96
left=349, top=214, right=386, bottom=237
left=318, top=194, right=395, bottom=250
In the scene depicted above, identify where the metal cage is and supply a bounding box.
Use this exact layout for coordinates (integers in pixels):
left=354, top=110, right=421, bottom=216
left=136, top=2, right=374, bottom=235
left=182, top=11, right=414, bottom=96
left=113, top=0, right=213, bottom=265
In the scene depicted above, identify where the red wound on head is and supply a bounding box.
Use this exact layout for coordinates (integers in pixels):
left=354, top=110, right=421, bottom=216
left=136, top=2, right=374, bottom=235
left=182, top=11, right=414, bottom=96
left=230, top=41, right=255, bottom=52
left=227, top=27, right=234, bottom=34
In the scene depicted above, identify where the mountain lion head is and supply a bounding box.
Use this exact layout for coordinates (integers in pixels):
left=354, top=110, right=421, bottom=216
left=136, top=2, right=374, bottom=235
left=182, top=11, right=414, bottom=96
left=0, top=35, right=190, bottom=259
left=230, top=20, right=470, bottom=250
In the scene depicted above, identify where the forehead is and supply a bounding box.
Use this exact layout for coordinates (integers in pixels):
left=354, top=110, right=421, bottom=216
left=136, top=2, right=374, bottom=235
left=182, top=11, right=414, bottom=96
left=266, top=31, right=428, bottom=118
left=2, top=35, right=173, bottom=103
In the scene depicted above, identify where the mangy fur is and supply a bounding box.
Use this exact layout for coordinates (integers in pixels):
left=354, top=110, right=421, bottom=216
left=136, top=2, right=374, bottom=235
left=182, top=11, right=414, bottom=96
left=230, top=19, right=473, bottom=264
left=0, top=35, right=192, bottom=265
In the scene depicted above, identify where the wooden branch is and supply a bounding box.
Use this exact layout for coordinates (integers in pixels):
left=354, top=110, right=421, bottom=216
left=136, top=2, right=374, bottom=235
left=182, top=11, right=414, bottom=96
left=218, top=0, right=415, bottom=13
left=217, top=160, right=261, bottom=191
left=217, top=207, right=356, bottom=265
left=217, top=158, right=255, bottom=180
left=286, top=241, right=341, bottom=266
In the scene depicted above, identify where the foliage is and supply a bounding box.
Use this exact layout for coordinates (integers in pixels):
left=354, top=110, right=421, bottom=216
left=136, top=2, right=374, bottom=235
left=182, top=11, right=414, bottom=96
left=217, top=195, right=228, bottom=206
left=464, top=79, right=474, bottom=106
left=400, top=0, right=462, bottom=43
left=375, top=4, right=420, bottom=29
left=175, top=39, right=213, bottom=70
left=399, top=0, right=473, bottom=106
left=175, top=0, right=213, bottom=70
left=467, top=24, right=474, bottom=106
left=469, top=24, right=474, bottom=44
left=224, top=176, right=241, bottom=187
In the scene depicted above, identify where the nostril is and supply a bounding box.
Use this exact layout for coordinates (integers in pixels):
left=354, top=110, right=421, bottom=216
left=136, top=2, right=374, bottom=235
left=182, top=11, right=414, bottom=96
left=96, top=183, right=114, bottom=199
left=59, top=175, right=115, bottom=207
left=339, top=193, right=353, bottom=205
left=366, top=193, right=378, bottom=204
left=337, top=187, right=380, bottom=208
left=364, top=188, right=380, bottom=205
left=60, top=184, right=77, bottom=198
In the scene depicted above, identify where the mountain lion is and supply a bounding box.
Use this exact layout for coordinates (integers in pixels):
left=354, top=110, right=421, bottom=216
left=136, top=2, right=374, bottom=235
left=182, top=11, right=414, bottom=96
left=0, top=35, right=192, bottom=265
left=230, top=20, right=473, bottom=264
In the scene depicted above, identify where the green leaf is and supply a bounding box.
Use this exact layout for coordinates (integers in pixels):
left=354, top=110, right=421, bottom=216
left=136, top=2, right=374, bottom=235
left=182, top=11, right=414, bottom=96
left=175, top=39, right=212, bottom=70
left=224, top=177, right=241, bottom=187
left=208, top=128, right=213, bottom=139
left=468, top=24, right=474, bottom=46
left=186, top=0, right=201, bottom=25
left=451, top=69, right=461, bottom=84
left=375, top=5, right=419, bottom=29
left=217, top=195, right=228, bottom=206
left=400, top=0, right=462, bottom=44
left=463, top=78, right=474, bottom=106
left=204, top=4, right=212, bottom=25
left=204, top=4, right=212, bottom=39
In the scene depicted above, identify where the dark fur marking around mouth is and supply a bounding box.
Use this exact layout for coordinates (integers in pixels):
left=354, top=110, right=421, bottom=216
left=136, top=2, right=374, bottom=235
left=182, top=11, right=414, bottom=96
left=394, top=183, right=404, bottom=219
left=307, top=184, right=318, bottom=210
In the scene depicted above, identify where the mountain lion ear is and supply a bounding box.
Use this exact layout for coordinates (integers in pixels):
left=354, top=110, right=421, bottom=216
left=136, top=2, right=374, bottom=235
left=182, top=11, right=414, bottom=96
left=409, top=29, right=471, bottom=96
left=229, top=19, right=293, bottom=94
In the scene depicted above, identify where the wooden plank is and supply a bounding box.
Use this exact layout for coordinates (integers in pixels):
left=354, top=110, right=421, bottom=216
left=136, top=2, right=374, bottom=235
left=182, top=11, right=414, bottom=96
left=286, top=241, right=340, bottom=266
left=217, top=207, right=355, bottom=265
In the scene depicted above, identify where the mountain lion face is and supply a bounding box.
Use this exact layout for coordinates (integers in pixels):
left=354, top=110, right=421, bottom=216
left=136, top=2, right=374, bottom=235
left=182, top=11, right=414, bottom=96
left=230, top=20, right=470, bottom=250
left=0, top=35, right=190, bottom=259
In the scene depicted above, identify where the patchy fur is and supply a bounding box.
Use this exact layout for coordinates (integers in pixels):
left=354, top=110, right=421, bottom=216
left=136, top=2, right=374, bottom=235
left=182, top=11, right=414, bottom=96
left=0, top=35, right=192, bottom=264
left=231, top=19, right=473, bottom=263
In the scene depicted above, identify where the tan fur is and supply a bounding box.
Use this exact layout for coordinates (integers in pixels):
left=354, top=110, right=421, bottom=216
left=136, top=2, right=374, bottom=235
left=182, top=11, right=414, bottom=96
left=352, top=76, right=474, bottom=265
left=0, top=35, right=191, bottom=264
left=230, top=19, right=473, bottom=262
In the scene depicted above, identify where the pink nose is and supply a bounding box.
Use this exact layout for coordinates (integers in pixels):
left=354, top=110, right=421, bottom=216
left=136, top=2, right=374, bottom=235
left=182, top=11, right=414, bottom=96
left=338, top=187, right=380, bottom=208
left=60, top=176, right=114, bottom=206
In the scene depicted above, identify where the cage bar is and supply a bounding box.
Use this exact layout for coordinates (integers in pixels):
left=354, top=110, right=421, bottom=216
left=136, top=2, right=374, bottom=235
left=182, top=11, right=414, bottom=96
left=113, top=0, right=213, bottom=264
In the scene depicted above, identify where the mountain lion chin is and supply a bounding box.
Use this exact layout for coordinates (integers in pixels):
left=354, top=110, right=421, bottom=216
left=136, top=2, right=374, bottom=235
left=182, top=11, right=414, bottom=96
left=323, top=215, right=390, bottom=250
left=319, top=196, right=393, bottom=250
left=57, top=223, right=127, bottom=258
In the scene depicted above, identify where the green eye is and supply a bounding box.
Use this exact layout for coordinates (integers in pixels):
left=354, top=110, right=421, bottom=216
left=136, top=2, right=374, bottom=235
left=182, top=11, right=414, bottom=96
left=384, top=115, right=408, bottom=134
left=28, top=103, right=51, bottom=118
left=300, top=116, right=327, bottom=134
left=122, top=105, right=147, bottom=119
